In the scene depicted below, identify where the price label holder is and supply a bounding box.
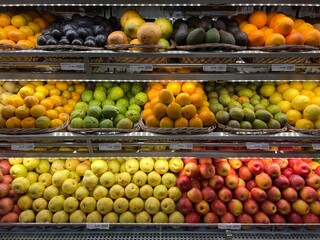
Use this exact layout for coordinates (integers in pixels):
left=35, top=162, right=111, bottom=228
left=271, top=64, right=295, bottom=72
left=246, top=142, right=270, bottom=150
left=86, top=223, right=110, bottom=230
left=99, top=143, right=122, bottom=151
left=170, top=143, right=193, bottom=150
left=203, top=64, right=227, bottom=72
left=218, top=223, right=241, bottom=230
left=60, top=63, right=85, bottom=71
left=129, top=64, right=153, bottom=73
left=11, top=143, right=35, bottom=151
left=312, top=144, right=320, bottom=150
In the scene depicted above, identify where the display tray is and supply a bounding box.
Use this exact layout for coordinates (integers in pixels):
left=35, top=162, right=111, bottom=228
left=67, top=123, right=140, bottom=134
left=287, top=124, right=320, bottom=135
left=0, top=44, right=40, bottom=64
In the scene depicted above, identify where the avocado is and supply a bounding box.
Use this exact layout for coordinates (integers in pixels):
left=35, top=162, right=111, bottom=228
left=66, top=29, right=79, bottom=42
left=187, top=16, right=200, bottom=28
left=59, top=37, right=70, bottom=45
left=95, top=34, right=107, bottom=47
left=226, top=120, right=240, bottom=128
left=62, top=24, right=74, bottom=35
left=227, top=20, right=239, bottom=29
left=51, top=29, right=62, bottom=41
left=71, top=38, right=83, bottom=45
left=252, top=119, right=268, bottom=129
left=86, top=36, right=95, bottom=41
left=77, top=27, right=88, bottom=40
left=205, top=28, right=220, bottom=43
left=255, top=109, right=273, bottom=122
left=92, top=25, right=105, bottom=36
left=186, top=28, right=206, bottom=45
left=219, top=30, right=236, bottom=45
left=196, top=16, right=213, bottom=31
left=173, top=19, right=186, bottom=30
left=212, top=20, right=226, bottom=31
left=37, top=35, right=47, bottom=45
left=84, top=39, right=96, bottom=47
left=175, top=23, right=188, bottom=45
left=46, top=38, right=58, bottom=45
left=217, top=16, right=230, bottom=25
left=234, top=31, right=248, bottom=46
left=226, top=25, right=240, bottom=35
left=109, top=16, right=120, bottom=31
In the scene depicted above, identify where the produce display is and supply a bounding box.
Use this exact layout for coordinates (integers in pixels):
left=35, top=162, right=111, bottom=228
left=142, top=82, right=215, bottom=128
left=0, top=81, right=84, bottom=129
left=69, top=82, right=146, bottom=129
left=0, top=11, right=56, bottom=48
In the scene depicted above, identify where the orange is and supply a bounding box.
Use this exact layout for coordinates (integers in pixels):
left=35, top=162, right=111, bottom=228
left=189, top=116, right=203, bottom=128
left=153, top=102, right=167, bottom=119
left=159, top=117, right=174, bottom=128
left=158, top=89, right=174, bottom=104
left=40, top=99, right=54, bottom=110
left=267, top=11, right=277, bottom=26
left=74, top=84, right=86, bottom=94
left=11, top=15, right=28, bottom=28
left=17, top=39, right=35, bottom=48
left=181, top=82, right=196, bottom=95
left=303, top=29, right=320, bottom=46
left=61, top=90, right=71, bottom=100
left=21, top=13, right=33, bottom=23
left=59, top=113, right=69, bottom=122
left=8, top=29, right=27, bottom=42
left=285, top=32, right=305, bottom=45
left=190, top=92, right=205, bottom=108
left=166, top=102, right=182, bottom=120
left=7, top=95, right=24, bottom=108
left=197, top=106, right=211, bottom=114
left=3, top=25, right=17, bottom=33
left=67, top=99, right=77, bottom=107
left=265, top=33, right=286, bottom=46
left=33, top=91, right=46, bottom=101
left=1, top=105, right=16, bottom=119
left=235, top=14, right=247, bottom=24
left=56, top=82, right=68, bottom=91
left=71, top=92, right=80, bottom=101
left=30, top=104, right=46, bottom=118
left=166, top=82, right=181, bottom=95
left=269, top=13, right=286, bottom=29
left=21, top=117, right=36, bottom=128
left=249, top=11, right=268, bottom=28
left=50, top=119, right=64, bottom=128
left=41, top=11, right=56, bottom=25
left=55, top=106, right=64, bottom=113
left=199, top=110, right=215, bottom=127
left=144, top=102, right=151, bottom=110
left=0, top=14, right=11, bottom=27
left=145, top=114, right=160, bottom=127
left=19, top=26, right=34, bottom=36
left=248, top=30, right=265, bottom=46
left=35, top=86, right=49, bottom=96
left=150, top=97, right=160, bottom=109
left=293, top=19, right=305, bottom=29
left=182, top=104, right=197, bottom=119
left=27, top=22, right=41, bottom=34
left=27, top=36, right=37, bottom=45
left=49, top=88, right=61, bottom=96
left=61, top=96, right=68, bottom=106
left=0, top=39, right=15, bottom=45
left=19, top=86, right=34, bottom=98
left=241, top=23, right=258, bottom=35
left=6, top=117, right=21, bottom=128
left=150, top=82, right=164, bottom=90
left=175, top=92, right=191, bottom=107
left=274, top=17, right=294, bottom=36
left=24, top=95, right=39, bottom=107
left=24, top=83, right=36, bottom=90
left=174, top=117, right=189, bottom=128
left=147, top=88, right=160, bottom=101
left=49, top=95, right=62, bottom=107
left=44, top=83, right=55, bottom=90
left=15, top=105, right=30, bottom=119
left=63, top=104, right=74, bottom=114
left=0, top=28, right=8, bottom=40
left=142, top=109, right=154, bottom=121
left=239, top=21, right=249, bottom=30
left=33, top=17, right=47, bottom=30
left=277, top=83, right=290, bottom=93
left=296, top=23, right=314, bottom=33
left=45, top=109, right=59, bottom=120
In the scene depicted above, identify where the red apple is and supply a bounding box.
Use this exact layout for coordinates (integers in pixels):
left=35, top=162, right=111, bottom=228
left=288, top=159, right=299, bottom=168
left=195, top=200, right=210, bottom=216
left=293, top=161, right=311, bottom=177
left=1, top=175, right=13, bottom=186
left=228, top=158, right=242, bottom=169
left=187, top=188, right=203, bottom=203
left=0, top=160, right=11, bottom=175
left=185, top=212, right=201, bottom=223
left=220, top=212, right=235, bottom=223
left=289, top=174, right=305, bottom=191
left=8, top=189, right=20, bottom=203
left=247, top=159, right=264, bottom=175
left=218, top=187, right=233, bottom=203
left=270, top=213, right=286, bottom=229
left=203, top=212, right=219, bottom=224
left=215, top=161, right=231, bottom=177
left=238, top=178, right=245, bottom=187
left=282, top=187, right=298, bottom=203
left=255, top=172, right=272, bottom=190
left=260, top=200, right=277, bottom=215
left=302, top=213, right=319, bottom=230
left=292, top=199, right=310, bottom=215
left=213, top=158, right=227, bottom=164
left=227, top=199, right=243, bottom=217
left=246, top=179, right=257, bottom=191
left=209, top=175, right=224, bottom=191
left=266, top=186, right=281, bottom=202
left=287, top=212, right=303, bottom=224
left=177, top=197, right=193, bottom=214
left=237, top=212, right=253, bottom=224
left=282, top=167, right=294, bottom=178
left=210, top=199, right=227, bottom=216
left=183, top=157, right=197, bottom=165
left=265, top=162, right=281, bottom=178
left=0, top=212, right=18, bottom=223
left=275, top=199, right=291, bottom=215
left=253, top=211, right=270, bottom=224
left=300, top=186, right=317, bottom=203
left=0, top=183, right=10, bottom=198
left=243, top=199, right=259, bottom=215
left=261, top=158, right=273, bottom=167
left=202, top=187, right=216, bottom=202
left=225, top=174, right=239, bottom=189
left=198, top=158, right=212, bottom=165
left=184, top=162, right=199, bottom=178
left=201, top=179, right=210, bottom=188
left=0, top=197, right=14, bottom=215
left=199, top=163, right=215, bottom=179
left=238, top=166, right=253, bottom=181
left=315, top=165, right=320, bottom=176
left=251, top=187, right=267, bottom=203
left=234, top=186, right=250, bottom=202
left=273, top=158, right=288, bottom=169
left=273, top=174, right=290, bottom=189
left=12, top=204, right=22, bottom=215
left=177, top=175, right=192, bottom=192
left=0, top=171, right=3, bottom=182
left=309, top=201, right=320, bottom=215
left=190, top=178, right=201, bottom=189
left=228, top=168, right=237, bottom=175
left=306, top=173, right=320, bottom=189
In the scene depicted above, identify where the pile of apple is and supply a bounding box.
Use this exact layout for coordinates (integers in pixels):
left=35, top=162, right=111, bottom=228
left=5, top=157, right=185, bottom=223
left=177, top=157, right=320, bottom=226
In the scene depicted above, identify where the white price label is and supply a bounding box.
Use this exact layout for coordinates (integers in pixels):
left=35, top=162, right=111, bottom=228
left=272, top=64, right=295, bottom=72
left=218, top=223, right=241, bottom=230
left=312, top=144, right=320, bottom=150
left=86, top=223, right=109, bottom=230
left=203, top=64, right=227, bottom=72
left=11, top=143, right=35, bottom=151
left=170, top=143, right=193, bottom=150
left=99, top=143, right=122, bottom=151
left=246, top=142, right=269, bottom=150
left=60, top=63, right=85, bottom=71
left=129, top=64, right=153, bottom=73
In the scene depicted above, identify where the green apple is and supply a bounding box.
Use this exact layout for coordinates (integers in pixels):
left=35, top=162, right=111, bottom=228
left=65, top=158, right=80, bottom=171
left=168, top=157, right=184, bottom=173
left=147, top=171, right=161, bottom=187
left=52, top=170, right=70, bottom=187
left=63, top=196, right=79, bottom=213
left=43, top=185, right=59, bottom=201
left=86, top=211, right=102, bottom=223
left=23, top=158, right=40, bottom=171
left=38, top=172, right=52, bottom=187
left=160, top=198, right=176, bottom=214
left=132, top=170, right=147, bottom=186
left=153, top=185, right=168, bottom=200
left=17, top=194, right=33, bottom=210
left=32, top=197, right=48, bottom=212
left=35, top=159, right=51, bottom=174
left=119, top=211, right=135, bottom=223
left=52, top=210, right=69, bottom=223
left=125, top=158, right=139, bottom=174
left=48, top=195, right=65, bottom=213
left=100, top=172, right=115, bottom=187
left=162, top=173, right=177, bottom=188
left=154, top=159, right=169, bottom=175
left=12, top=177, right=30, bottom=194
left=19, top=209, right=35, bottom=223
left=109, top=184, right=125, bottom=199
left=80, top=197, right=96, bottom=213
left=145, top=197, right=160, bottom=215
left=125, top=183, right=139, bottom=199
left=81, top=170, right=98, bottom=189
left=153, top=211, right=169, bottom=223
left=135, top=211, right=151, bottom=223
left=97, top=197, right=113, bottom=215
left=26, top=172, right=39, bottom=184
left=117, top=172, right=131, bottom=187
left=61, top=179, right=78, bottom=195
left=69, top=210, right=86, bottom=223
left=108, top=160, right=120, bottom=173
left=139, top=157, right=154, bottom=173
left=169, top=211, right=184, bottom=223
left=103, top=212, right=118, bottom=223
left=113, top=197, right=129, bottom=213
left=129, top=197, right=144, bottom=214
left=91, top=159, right=108, bottom=176
left=93, top=185, right=108, bottom=200
left=36, top=209, right=53, bottom=223
left=75, top=186, right=90, bottom=201
left=50, top=159, right=65, bottom=173
left=168, top=187, right=182, bottom=201
left=139, top=184, right=153, bottom=200
left=10, top=164, right=27, bottom=178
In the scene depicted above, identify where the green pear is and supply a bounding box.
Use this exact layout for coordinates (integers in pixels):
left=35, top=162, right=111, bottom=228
left=36, top=209, right=53, bottom=223
left=91, top=160, right=108, bottom=176
left=50, top=159, right=65, bottom=173
left=48, top=195, right=65, bottom=213
left=75, top=186, right=90, bottom=201
left=43, top=185, right=59, bottom=200
left=12, top=177, right=30, bottom=194
left=65, top=158, right=80, bottom=171
left=82, top=170, right=98, bottom=189
left=86, top=211, right=102, bottom=223
left=52, top=170, right=70, bottom=187
left=63, top=196, right=79, bottom=213
left=107, top=160, right=120, bottom=173
left=28, top=182, right=45, bottom=199
left=26, top=172, right=39, bottom=184
left=75, top=160, right=91, bottom=176
left=69, top=171, right=81, bottom=182
left=97, top=197, right=113, bottom=215
left=80, top=197, right=96, bottom=213
left=17, top=194, right=33, bottom=210
left=61, top=179, right=78, bottom=194
left=38, top=172, right=52, bottom=187
left=136, top=211, right=152, bottom=223
left=53, top=210, right=69, bottom=223
left=100, top=172, right=115, bottom=188
left=69, top=210, right=86, bottom=223
left=19, top=209, right=35, bottom=223
left=32, top=198, right=48, bottom=212
left=35, top=159, right=50, bottom=174
left=23, top=158, right=40, bottom=171
left=103, top=212, right=118, bottom=223
left=93, top=185, right=108, bottom=200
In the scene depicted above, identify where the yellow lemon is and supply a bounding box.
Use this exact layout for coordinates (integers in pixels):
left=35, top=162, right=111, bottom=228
left=295, top=119, right=314, bottom=129
left=286, top=109, right=302, bottom=125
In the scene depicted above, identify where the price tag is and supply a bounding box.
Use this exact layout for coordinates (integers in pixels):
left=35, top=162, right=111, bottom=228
left=271, top=64, right=295, bottom=72
left=60, top=63, right=85, bottom=71
left=129, top=64, right=153, bottom=73
left=99, top=143, right=122, bottom=151
left=218, top=223, right=241, bottom=230
left=312, top=144, right=320, bottom=150
left=246, top=142, right=269, bottom=150
left=86, top=223, right=109, bottom=230
left=170, top=143, right=193, bottom=150
left=11, top=143, right=35, bottom=151
left=203, top=64, right=227, bottom=72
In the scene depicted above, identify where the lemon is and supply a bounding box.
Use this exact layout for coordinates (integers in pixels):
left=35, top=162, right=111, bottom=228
left=295, top=119, right=314, bottom=129
left=277, top=83, right=290, bottom=93
left=289, top=81, right=303, bottom=91
left=154, top=18, right=173, bottom=40
left=286, top=109, right=302, bottom=125
left=277, top=100, right=291, bottom=113
left=313, top=87, right=320, bottom=96
left=310, top=96, right=320, bottom=106
left=300, top=89, right=315, bottom=99
left=303, top=104, right=320, bottom=121
left=282, top=88, right=300, bottom=102
left=260, top=84, right=275, bottom=97
left=291, top=95, right=310, bottom=111
left=302, top=81, right=318, bottom=90
left=269, top=92, right=283, bottom=104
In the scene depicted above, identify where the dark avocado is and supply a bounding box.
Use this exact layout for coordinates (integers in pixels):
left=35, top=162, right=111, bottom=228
left=92, top=25, right=105, bottom=36
left=46, top=38, right=58, bottom=45
left=174, top=22, right=188, bottom=45
left=95, top=34, right=107, bottom=47
left=52, top=29, right=62, bottom=40
left=37, top=35, right=47, bottom=45
left=212, top=20, right=226, bottom=31
left=186, top=27, right=206, bottom=45
left=196, top=16, right=213, bottom=31
left=66, top=29, right=79, bottom=42
left=234, top=31, right=248, bottom=46
left=71, top=38, right=83, bottom=45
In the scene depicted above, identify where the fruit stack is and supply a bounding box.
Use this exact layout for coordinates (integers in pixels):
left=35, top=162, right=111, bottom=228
left=5, top=157, right=185, bottom=224
left=177, top=157, right=320, bottom=225
left=69, top=82, right=147, bottom=130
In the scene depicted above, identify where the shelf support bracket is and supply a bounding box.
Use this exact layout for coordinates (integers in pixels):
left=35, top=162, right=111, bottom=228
left=225, top=230, right=233, bottom=240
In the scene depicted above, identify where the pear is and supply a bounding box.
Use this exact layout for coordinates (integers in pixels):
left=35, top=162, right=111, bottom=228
left=69, top=210, right=86, bottom=223
left=103, top=212, right=118, bottom=223
left=36, top=209, right=53, bottom=223
left=26, top=172, right=39, bottom=184
left=91, top=160, right=108, bottom=176
left=93, top=185, right=108, bottom=200
left=43, top=185, right=59, bottom=200
left=53, top=210, right=69, bottom=223
left=75, top=186, right=90, bottom=201
left=86, top=211, right=102, bottom=223
left=80, top=197, right=96, bottom=213
left=100, top=172, right=115, bottom=187
left=12, top=177, right=30, bottom=194
left=65, top=158, right=80, bottom=171
left=19, top=209, right=35, bottom=223
left=75, top=160, right=91, bottom=176
left=32, top=198, right=48, bottom=212
left=28, top=182, right=45, bottom=198
left=62, top=179, right=78, bottom=194
left=52, top=170, right=70, bottom=187
left=23, top=158, right=40, bottom=171
left=50, top=159, right=65, bottom=173
left=38, top=173, right=52, bottom=187
left=107, top=160, right=120, bottom=173
left=48, top=195, right=65, bottom=213
left=82, top=170, right=98, bottom=189
left=63, top=196, right=79, bottom=213
left=97, top=197, right=113, bottom=215
left=69, top=171, right=81, bottom=182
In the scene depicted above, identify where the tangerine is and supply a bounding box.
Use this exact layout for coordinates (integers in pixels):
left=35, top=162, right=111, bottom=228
left=0, top=14, right=11, bottom=27
left=6, top=117, right=21, bottom=128
left=153, top=102, right=167, bottom=119
left=199, top=110, right=215, bottom=127
left=30, top=104, right=46, bottom=118
left=248, top=30, right=265, bottom=46
left=15, top=105, right=30, bottom=119
left=182, top=104, right=197, bottom=119
left=166, top=102, right=182, bottom=120
left=21, top=117, right=36, bottom=128
left=158, top=89, right=174, bottom=104
left=285, top=32, right=305, bottom=45
left=7, top=95, right=24, bottom=108
left=189, top=116, right=203, bottom=128
left=274, top=17, right=294, bottom=36
left=40, top=99, right=54, bottom=110
left=175, top=92, right=191, bottom=107
left=1, top=105, right=16, bottom=119
left=174, top=117, right=189, bottom=128
left=249, top=11, right=268, bottom=28
left=59, top=113, right=69, bottom=122
left=45, top=109, right=59, bottom=120
left=166, top=82, right=181, bottom=95
left=181, top=82, right=196, bottom=95
left=142, top=109, right=154, bottom=121
left=50, top=119, right=64, bottom=128
left=145, top=114, right=160, bottom=127
left=265, top=33, right=286, bottom=46
left=190, top=92, right=205, bottom=108
left=159, top=117, right=174, bottom=128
